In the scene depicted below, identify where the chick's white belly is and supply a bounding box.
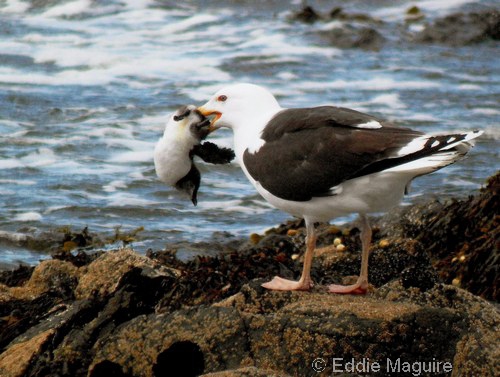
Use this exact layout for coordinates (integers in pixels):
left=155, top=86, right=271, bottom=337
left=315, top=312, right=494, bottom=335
left=154, top=140, right=192, bottom=186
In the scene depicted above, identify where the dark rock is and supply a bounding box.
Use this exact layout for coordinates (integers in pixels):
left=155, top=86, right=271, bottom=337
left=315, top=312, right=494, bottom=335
left=405, top=5, right=425, bottom=22
left=414, top=10, right=500, bottom=45
left=379, top=171, right=499, bottom=301
left=417, top=172, right=499, bottom=301
left=288, top=5, right=322, bottom=24
left=0, top=265, right=34, bottom=287
left=318, top=25, right=385, bottom=50
left=90, top=360, right=133, bottom=377
left=290, top=5, right=385, bottom=50
left=328, top=6, right=380, bottom=23
left=0, top=292, right=64, bottom=351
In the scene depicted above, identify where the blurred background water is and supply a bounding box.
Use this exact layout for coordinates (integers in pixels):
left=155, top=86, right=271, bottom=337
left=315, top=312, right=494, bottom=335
left=0, top=0, right=498, bottom=266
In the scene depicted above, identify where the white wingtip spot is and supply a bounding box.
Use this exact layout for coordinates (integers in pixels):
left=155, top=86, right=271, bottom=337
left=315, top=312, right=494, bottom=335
left=356, top=120, right=382, bottom=129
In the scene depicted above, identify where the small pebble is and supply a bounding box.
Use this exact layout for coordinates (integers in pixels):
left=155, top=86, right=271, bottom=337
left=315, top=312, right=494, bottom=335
left=452, top=278, right=461, bottom=286
left=291, top=254, right=300, bottom=260
left=287, top=229, right=299, bottom=237
left=333, top=238, right=342, bottom=246
left=336, top=244, right=346, bottom=252
left=378, top=239, right=390, bottom=248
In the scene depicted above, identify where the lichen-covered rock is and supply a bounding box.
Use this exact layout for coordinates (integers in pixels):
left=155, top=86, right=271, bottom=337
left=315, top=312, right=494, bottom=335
left=89, top=281, right=499, bottom=376
left=91, top=306, right=249, bottom=376
left=0, top=329, right=55, bottom=377
left=0, top=249, right=181, bottom=376
left=76, top=248, right=179, bottom=300
left=1, top=259, right=78, bottom=301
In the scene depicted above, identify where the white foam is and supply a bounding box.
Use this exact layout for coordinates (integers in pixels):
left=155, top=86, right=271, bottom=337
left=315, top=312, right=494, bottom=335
left=318, top=20, right=345, bottom=31
left=0, top=189, right=16, bottom=195
left=22, top=33, right=86, bottom=44
left=296, top=77, right=440, bottom=92
left=20, top=148, right=57, bottom=168
left=408, top=24, right=425, bottom=33
left=128, top=171, right=146, bottom=180
left=374, top=0, right=476, bottom=20
left=103, top=180, right=128, bottom=193
left=1, top=0, right=29, bottom=13
left=471, top=108, right=500, bottom=116
left=239, top=33, right=341, bottom=58
left=107, top=193, right=159, bottom=207
left=86, top=126, right=134, bottom=139
left=182, top=84, right=233, bottom=102
left=108, top=136, right=154, bottom=150
left=158, top=14, right=218, bottom=34
left=33, top=47, right=116, bottom=68
left=370, top=93, right=407, bottom=110
left=402, top=113, right=440, bottom=122
left=42, top=0, right=92, bottom=18
left=0, top=179, right=36, bottom=185
left=14, top=212, right=43, bottom=222
left=44, top=205, right=69, bottom=214
left=0, top=67, right=111, bottom=86
left=109, top=150, right=153, bottom=163
left=276, top=71, right=299, bottom=81
left=0, top=158, right=23, bottom=169
left=414, top=0, right=476, bottom=13
left=457, top=84, right=482, bottom=91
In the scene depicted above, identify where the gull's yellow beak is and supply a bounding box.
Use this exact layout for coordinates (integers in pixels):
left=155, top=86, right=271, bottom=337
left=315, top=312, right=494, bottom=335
left=197, top=107, right=222, bottom=133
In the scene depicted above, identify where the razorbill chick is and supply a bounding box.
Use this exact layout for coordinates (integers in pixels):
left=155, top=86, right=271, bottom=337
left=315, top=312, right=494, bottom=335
left=154, top=105, right=234, bottom=205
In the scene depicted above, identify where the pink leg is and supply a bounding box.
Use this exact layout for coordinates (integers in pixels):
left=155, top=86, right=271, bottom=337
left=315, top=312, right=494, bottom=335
left=328, top=214, right=371, bottom=294
left=262, top=219, right=315, bottom=291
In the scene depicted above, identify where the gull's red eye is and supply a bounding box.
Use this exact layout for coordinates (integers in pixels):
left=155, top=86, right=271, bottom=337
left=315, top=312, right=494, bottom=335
left=217, top=95, right=227, bottom=102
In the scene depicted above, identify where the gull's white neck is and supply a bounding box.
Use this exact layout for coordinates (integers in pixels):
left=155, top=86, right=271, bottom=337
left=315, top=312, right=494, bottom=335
left=231, top=107, right=283, bottom=164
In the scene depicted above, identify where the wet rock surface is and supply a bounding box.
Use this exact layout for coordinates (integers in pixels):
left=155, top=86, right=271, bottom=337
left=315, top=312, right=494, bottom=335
left=413, top=10, right=500, bottom=45
left=289, top=5, right=499, bottom=49
left=0, top=172, right=498, bottom=376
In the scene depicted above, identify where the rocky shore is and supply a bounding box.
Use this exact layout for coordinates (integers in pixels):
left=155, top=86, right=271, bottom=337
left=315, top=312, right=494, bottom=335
left=0, top=171, right=498, bottom=376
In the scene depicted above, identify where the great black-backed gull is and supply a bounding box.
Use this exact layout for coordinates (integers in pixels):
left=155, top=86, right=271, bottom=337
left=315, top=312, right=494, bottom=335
left=154, top=105, right=234, bottom=205
left=198, top=83, right=483, bottom=294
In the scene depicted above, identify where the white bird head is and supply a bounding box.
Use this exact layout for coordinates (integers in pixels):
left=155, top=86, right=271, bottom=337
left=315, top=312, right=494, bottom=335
left=197, top=83, right=282, bottom=133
